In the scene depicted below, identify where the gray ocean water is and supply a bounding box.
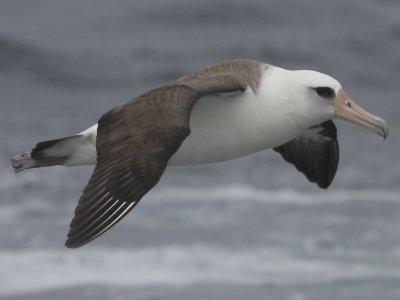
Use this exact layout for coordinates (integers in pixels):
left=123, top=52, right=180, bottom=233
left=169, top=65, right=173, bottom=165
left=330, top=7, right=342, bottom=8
left=1, top=0, right=400, bottom=299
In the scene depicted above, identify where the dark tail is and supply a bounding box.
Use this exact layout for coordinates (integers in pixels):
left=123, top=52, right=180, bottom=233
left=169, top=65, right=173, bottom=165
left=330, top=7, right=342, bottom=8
left=11, top=136, right=81, bottom=173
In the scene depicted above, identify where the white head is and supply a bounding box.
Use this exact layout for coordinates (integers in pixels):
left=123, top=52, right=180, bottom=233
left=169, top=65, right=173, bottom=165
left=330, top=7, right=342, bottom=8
left=281, top=69, right=388, bottom=138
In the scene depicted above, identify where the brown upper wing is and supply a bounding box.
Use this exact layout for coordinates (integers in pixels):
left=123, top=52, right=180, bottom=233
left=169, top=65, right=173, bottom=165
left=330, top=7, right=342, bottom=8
left=65, top=85, right=199, bottom=248
left=273, top=121, right=339, bottom=189
left=65, top=60, right=264, bottom=248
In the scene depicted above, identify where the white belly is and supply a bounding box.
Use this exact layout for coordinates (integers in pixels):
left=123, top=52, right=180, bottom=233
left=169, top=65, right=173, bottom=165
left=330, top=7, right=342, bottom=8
left=73, top=89, right=307, bottom=167
left=73, top=68, right=319, bottom=167
left=169, top=88, right=307, bottom=166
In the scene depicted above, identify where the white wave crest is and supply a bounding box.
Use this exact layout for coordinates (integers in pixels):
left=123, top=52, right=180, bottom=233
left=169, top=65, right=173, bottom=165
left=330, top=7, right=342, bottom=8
left=1, top=245, right=400, bottom=296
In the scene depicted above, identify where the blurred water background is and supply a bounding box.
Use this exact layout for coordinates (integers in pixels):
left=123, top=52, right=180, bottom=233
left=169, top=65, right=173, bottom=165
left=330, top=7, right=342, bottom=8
left=0, top=0, right=400, bottom=299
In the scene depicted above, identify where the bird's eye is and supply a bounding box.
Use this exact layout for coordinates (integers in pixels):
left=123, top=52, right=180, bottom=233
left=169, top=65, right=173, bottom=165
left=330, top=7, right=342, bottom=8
left=315, top=87, right=335, bottom=98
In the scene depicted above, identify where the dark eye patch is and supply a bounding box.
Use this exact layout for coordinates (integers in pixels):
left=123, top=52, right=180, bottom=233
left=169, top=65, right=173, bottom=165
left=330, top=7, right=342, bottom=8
left=315, top=87, right=335, bottom=98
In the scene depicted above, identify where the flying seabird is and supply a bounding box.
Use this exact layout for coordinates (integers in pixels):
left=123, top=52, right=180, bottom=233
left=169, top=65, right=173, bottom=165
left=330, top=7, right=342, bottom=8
left=11, top=59, right=388, bottom=248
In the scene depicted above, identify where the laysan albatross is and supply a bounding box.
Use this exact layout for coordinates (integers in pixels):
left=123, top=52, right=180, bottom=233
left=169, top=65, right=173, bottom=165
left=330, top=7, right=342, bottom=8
left=11, top=59, right=388, bottom=248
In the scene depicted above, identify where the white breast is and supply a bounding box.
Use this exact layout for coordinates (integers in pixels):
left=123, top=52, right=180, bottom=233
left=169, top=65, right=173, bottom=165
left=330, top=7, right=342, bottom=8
left=170, top=67, right=311, bottom=166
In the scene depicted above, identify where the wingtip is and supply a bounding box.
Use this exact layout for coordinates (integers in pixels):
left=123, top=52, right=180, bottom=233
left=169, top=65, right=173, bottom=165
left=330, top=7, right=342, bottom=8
left=316, top=177, right=333, bottom=189
left=65, top=230, right=84, bottom=248
left=317, top=183, right=330, bottom=190
left=64, top=242, right=75, bottom=249
left=10, top=158, right=21, bottom=174
left=10, top=153, right=34, bottom=174
left=65, top=228, right=100, bottom=249
left=64, top=239, right=84, bottom=249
